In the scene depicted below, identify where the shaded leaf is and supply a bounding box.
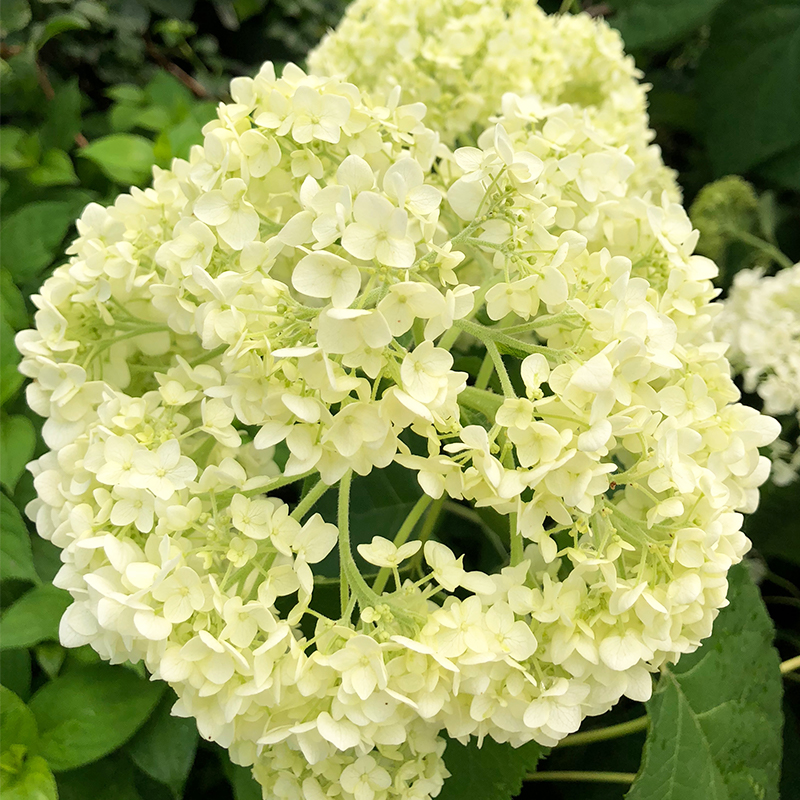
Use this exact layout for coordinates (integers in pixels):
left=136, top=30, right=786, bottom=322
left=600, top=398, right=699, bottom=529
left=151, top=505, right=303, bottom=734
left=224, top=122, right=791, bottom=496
left=0, top=649, right=32, bottom=700
left=0, top=583, right=71, bottom=650
left=127, top=691, right=199, bottom=797
left=439, top=738, right=544, bottom=800
left=29, top=663, right=164, bottom=771
left=610, top=0, right=726, bottom=50
left=626, top=563, right=783, bottom=800
left=57, top=752, right=143, bottom=800
left=0, top=0, right=31, bottom=37
left=0, top=270, right=29, bottom=330
left=0, top=686, right=38, bottom=754
left=697, top=0, right=800, bottom=175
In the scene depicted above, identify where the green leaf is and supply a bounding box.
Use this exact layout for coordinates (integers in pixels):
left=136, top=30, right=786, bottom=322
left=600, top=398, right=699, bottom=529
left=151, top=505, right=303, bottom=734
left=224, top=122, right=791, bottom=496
left=80, top=134, right=156, bottom=186
left=39, top=78, right=82, bottom=153
left=0, top=688, right=56, bottom=800
left=34, top=642, right=66, bottom=680
left=0, top=754, right=58, bottom=800
left=0, top=415, right=36, bottom=491
left=757, top=143, right=800, bottom=192
left=0, top=492, right=38, bottom=584
left=439, top=738, right=544, bottom=800
left=106, top=84, right=146, bottom=104
left=28, top=149, right=79, bottom=187
left=0, top=127, right=39, bottom=170
left=224, top=762, right=262, bottom=800
left=0, top=584, right=71, bottom=650
left=610, top=0, right=726, bottom=50
left=0, top=200, right=75, bottom=280
left=34, top=11, right=92, bottom=49
left=0, top=649, right=32, bottom=700
left=626, top=563, right=783, bottom=800
left=697, top=0, right=800, bottom=175
left=57, top=752, right=143, bottom=800
left=1, top=686, right=38, bottom=754
left=1, top=319, right=25, bottom=405
left=29, top=663, right=165, bottom=771
left=745, top=478, right=800, bottom=565
left=0, top=0, right=31, bottom=37
left=1, top=270, right=29, bottom=330
left=127, top=691, right=199, bottom=796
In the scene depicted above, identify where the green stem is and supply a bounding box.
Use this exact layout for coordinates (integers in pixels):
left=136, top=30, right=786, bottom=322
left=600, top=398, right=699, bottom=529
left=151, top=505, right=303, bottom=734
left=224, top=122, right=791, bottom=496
left=556, top=715, right=648, bottom=748
left=213, top=469, right=314, bottom=502
left=727, top=229, right=793, bottom=270
left=455, top=318, right=566, bottom=362
left=525, top=771, right=635, bottom=785
left=290, top=477, right=330, bottom=521
left=189, top=343, right=227, bottom=367
left=372, top=494, right=434, bottom=594
left=502, top=310, right=580, bottom=334
left=474, top=350, right=495, bottom=391
left=486, top=339, right=515, bottom=398
left=338, top=471, right=381, bottom=612
left=781, top=654, right=800, bottom=675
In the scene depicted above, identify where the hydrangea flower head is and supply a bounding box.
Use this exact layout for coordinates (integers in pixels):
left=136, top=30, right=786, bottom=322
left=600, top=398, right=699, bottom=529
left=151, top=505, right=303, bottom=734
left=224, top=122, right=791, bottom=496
left=17, top=46, right=777, bottom=800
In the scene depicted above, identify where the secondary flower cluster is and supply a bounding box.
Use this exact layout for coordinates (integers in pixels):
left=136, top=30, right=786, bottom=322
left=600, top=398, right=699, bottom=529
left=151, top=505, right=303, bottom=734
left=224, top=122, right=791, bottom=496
left=17, top=27, right=777, bottom=800
left=716, top=263, right=800, bottom=485
left=308, top=0, right=678, bottom=198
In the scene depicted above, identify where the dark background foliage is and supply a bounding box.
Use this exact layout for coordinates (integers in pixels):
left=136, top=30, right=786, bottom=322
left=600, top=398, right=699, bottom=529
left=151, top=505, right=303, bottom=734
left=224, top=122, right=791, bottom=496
left=1, top=1, right=798, bottom=799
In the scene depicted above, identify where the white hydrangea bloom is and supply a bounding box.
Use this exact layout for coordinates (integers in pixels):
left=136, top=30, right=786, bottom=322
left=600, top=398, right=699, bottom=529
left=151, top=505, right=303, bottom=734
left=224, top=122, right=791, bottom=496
left=17, top=51, right=778, bottom=800
left=716, top=263, right=800, bottom=485
left=308, top=0, right=678, bottom=198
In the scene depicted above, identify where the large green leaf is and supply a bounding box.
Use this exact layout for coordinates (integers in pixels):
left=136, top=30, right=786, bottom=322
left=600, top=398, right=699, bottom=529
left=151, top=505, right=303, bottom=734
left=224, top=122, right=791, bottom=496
left=1, top=686, right=38, bottom=754
left=438, top=738, right=543, bottom=800
left=29, top=663, right=164, bottom=771
left=0, top=200, right=75, bottom=280
left=0, top=415, right=36, bottom=491
left=697, top=0, right=800, bottom=175
left=626, top=563, right=783, bottom=800
left=0, top=492, right=38, bottom=584
left=610, top=0, right=726, bottom=50
left=127, top=692, right=199, bottom=797
left=0, top=584, right=71, bottom=650
left=80, top=134, right=156, bottom=186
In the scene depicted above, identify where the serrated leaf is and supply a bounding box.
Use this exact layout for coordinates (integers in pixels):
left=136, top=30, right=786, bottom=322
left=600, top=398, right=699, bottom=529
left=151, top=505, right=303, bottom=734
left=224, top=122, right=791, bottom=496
left=0, top=492, right=38, bottom=584
left=80, top=134, right=156, bottom=186
left=439, top=737, right=543, bottom=800
left=29, top=663, right=164, bottom=771
left=0, top=583, right=71, bottom=650
left=610, top=0, right=726, bottom=50
left=0, top=200, right=75, bottom=280
left=0, top=415, right=36, bottom=491
left=697, top=0, right=800, bottom=175
left=127, top=691, right=199, bottom=796
left=626, top=563, right=782, bottom=800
